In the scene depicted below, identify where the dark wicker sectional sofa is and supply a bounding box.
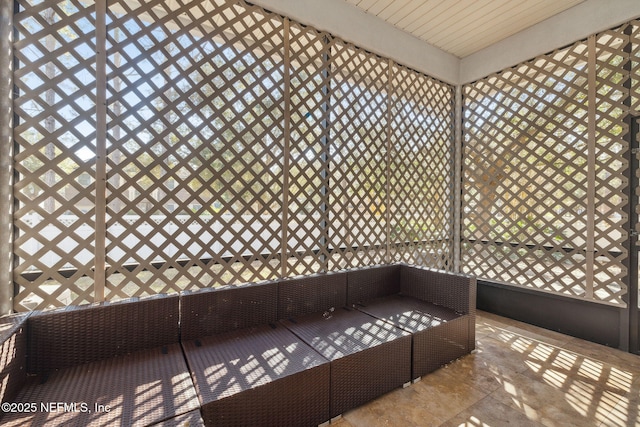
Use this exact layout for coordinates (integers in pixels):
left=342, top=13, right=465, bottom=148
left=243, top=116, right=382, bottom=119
left=0, top=264, right=475, bottom=426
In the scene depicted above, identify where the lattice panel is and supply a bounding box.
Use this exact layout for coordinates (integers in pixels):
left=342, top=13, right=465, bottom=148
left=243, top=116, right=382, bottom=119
left=285, top=23, right=331, bottom=276
left=106, top=0, right=285, bottom=298
left=13, top=0, right=97, bottom=311
left=631, top=20, right=640, bottom=113
left=463, top=42, right=592, bottom=298
left=593, top=28, right=629, bottom=304
left=327, top=40, right=388, bottom=270
left=389, top=64, right=454, bottom=269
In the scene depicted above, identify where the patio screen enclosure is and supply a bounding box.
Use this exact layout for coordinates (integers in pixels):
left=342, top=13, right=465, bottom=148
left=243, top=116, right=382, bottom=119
left=8, top=0, right=454, bottom=311
left=3, top=0, right=640, bottom=324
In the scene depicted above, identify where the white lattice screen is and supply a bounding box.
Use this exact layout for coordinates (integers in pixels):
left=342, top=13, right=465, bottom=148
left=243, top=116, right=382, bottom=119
left=285, top=22, right=331, bottom=276
left=105, top=0, right=285, bottom=299
left=390, top=64, right=454, bottom=269
left=327, top=40, right=389, bottom=270
left=12, top=0, right=454, bottom=311
left=13, top=0, right=97, bottom=311
left=463, top=23, right=636, bottom=305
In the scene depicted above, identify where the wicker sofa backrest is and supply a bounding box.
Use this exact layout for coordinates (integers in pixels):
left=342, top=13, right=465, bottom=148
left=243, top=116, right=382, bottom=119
left=180, top=281, right=278, bottom=341
left=346, top=264, right=401, bottom=306
left=27, top=294, right=179, bottom=375
left=278, top=271, right=347, bottom=319
left=0, top=313, right=29, bottom=403
left=400, top=265, right=476, bottom=315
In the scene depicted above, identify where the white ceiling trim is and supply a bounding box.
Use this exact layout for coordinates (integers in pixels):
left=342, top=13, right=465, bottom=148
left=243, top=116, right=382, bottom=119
left=345, top=0, right=585, bottom=59
left=251, top=0, right=640, bottom=85
left=249, top=0, right=460, bottom=84
left=460, top=0, right=640, bottom=84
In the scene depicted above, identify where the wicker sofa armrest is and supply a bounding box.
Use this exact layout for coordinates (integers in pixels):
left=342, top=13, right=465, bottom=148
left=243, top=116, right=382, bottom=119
left=0, top=313, right=29, bottom=403
left=278, top=271, right=347, bottom=319
left=346, top=264, right=401, bottom=306
left=180, top=281, right=278, bottom=341
left=400, top=264, right=476, bottom=315
left=27, top=294, right=179, bottom=375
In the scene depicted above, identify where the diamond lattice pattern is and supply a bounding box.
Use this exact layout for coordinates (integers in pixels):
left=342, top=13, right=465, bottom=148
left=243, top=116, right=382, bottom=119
left=13, top=0, right=97, bottom=311
left=327, top=41, right=389, bottom=270
left=390, top=64, right=454, bottom=268
left=285, top=23, right=331, bottom=276
left=12, top=0, right=456, bottom=310
left=463, top=28, right=630, bottom=305
left=594, top=27, right=629, bottom=304
left=106, top=0, right=284, bottom=298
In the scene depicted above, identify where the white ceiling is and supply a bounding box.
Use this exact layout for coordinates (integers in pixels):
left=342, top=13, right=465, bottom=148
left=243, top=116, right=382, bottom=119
left=343, top=0, right=585, bottom=58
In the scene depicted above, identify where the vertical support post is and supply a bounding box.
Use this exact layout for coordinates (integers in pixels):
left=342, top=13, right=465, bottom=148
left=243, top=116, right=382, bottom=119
left=623, top=24, right=636, bottom=353
left=385, top=59, right=393, bottom=264
left=0, top=0, right=14, bottom=314
left=94, top=0, right=107, bottom=302
left=454, top=85, right=463, bottom=273
left=320, top=35, right=330, bottom=273
left=586, top=35, right=597, bottom=300
left=628, top=117, right=638, bottom=353
left=281, top=18, right=291, bottom=278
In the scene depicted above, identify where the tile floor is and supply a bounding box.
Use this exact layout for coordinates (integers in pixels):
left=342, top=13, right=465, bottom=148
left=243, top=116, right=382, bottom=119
left=332, top=310, right=640, bottom=427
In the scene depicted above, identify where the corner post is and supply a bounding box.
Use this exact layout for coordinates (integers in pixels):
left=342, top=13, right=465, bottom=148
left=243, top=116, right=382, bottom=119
left=0, top=0, right=15, bottom=314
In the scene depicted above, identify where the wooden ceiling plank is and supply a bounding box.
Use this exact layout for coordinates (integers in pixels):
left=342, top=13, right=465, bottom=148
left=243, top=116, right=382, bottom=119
left=377, top=0, right=416, bottom=22
left=393, top=0, right=444, bottom=30
left=402, top=0, right=467, bottom=34
left=344, top=0, right=585, bottom=57
left=434, top=0, right=535, bottom=51
left=414, top=0, right=492, bottom=41
left=355, top=0, right=381, bottom=11
left=447, top=0, right=583, bottom=56
left=368, top=0, right=396, bottom=16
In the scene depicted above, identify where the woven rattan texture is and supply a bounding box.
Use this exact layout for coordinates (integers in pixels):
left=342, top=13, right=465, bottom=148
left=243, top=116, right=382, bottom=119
left=281, top=307, right=409, bottom=360
left=27, top=295, right=179, bottom=374
left=355, top=294, right=461, bottom=333
left=346, top=264, right=401, bottom=305
left=400, top=265, right=473, bottom=314
left=0, top=314, right=29, bottom=404
left=0, top=313, right=30, bottom=345
left=355, top=294, right=471, bottom=379
left=0, top=344, right=198, bottom=426
left=180, top=281, right=278, bottom=341
left=467, top=276, right=477, bottom=351
left=182, top=324, right=330, bottom=427
left=329, top=338, right=411, bottom=417
left=282, top=307, right=411, bottom=417
left=278, top=271, right=347, bottom=319
left=199, top=366, right=329, bottom=427
left=413, top=316, right=470, bottom=378
left=150, top=409, right=205, bottom=427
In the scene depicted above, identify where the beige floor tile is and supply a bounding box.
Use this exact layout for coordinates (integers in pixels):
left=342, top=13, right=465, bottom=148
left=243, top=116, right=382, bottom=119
left=436, top=352, right=507, bottom=394
left=410, top=367, right=488, bottom=422
left=472, top=335, right=534, bottom=376
left=327, top=312, right=640, bottom=427
left=504, top=323, right=574, bottom=348
left=475, top=311, right=516, bottom=337
left=490, top=368, right=622, bottom=427
left=600, top=375, right=640, bottom=426
left=342, top=385, right=445, bottom=427
left=440, top=395, right=544, bottom=427
left=330, top=416, right=354, bottom=426
left=560, top=337, right=640, bottom=372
